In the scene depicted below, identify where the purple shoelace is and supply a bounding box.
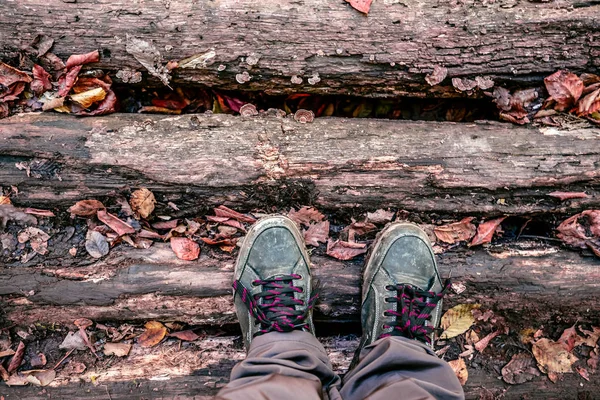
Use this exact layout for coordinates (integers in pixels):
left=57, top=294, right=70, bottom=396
left=379, top=279, right=451, bottom=344
left=233, top=274, right=318, bottom=336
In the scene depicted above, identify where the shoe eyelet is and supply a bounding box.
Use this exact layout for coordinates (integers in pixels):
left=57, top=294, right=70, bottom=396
left=296, top=274, right=303, bottom=280
left=251, top=280, right=259, bottom=287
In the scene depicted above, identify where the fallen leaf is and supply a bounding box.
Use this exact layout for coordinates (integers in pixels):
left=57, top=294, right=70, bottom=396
left=70, top=87, right=106, bottom=109
left=30, top=65, right=53, bottom=95
left=0, top=196, right=10, bottom=205
left=214, top=205, right=256, bottom=224
left=59, top=331, right=87, bottom=351
left=217, top=225, right=238, bottom=239
left=588, top=348, right=599, bottom=370
left=23, top=369, right=55, bottom=386
left=103, top=343, right=132, bottom=357
left=130, top=188, right=156, bottom=219
left=85, top=230, right=109, bottom=259
left=288, top=206, right=325, bottom=227
left=434, top=217, right=476, bottom=244
left=0, top=62, right=32, bottom=88
left=23, top=208, right=55, bottom=217
left=152, top=219, right=181, bottom=230
left=138, top=321, right=167, bottom=348
left=575, top=326, right=600, bottom=348
left=544, top=70, right=584, bottom=111
left=425, top=65, right=448, bottom=86
left=348, top=221, right=376, bottom=236
left=4, top=373, right=28, bottom=386
left=448, top=358, right=468, bottom=385
left=32, top=34, right=54, bottom=57
left=62, top=361, right=86, bottom=375
left=200, top=237, right=238, bottom=247
left=577, top=88, right=600, bottom=116
left=30, top=353, right=47, bottom=368
left=97, top=209, right=135, bottom=236
left=57, top=65, right=82, bottom=97
left=501, top=353, right=541, bottom=384
left=304, top=221, right=330, bottom=247
left=532, top=338, right=578, bottom=374
left=326, top=239, right=367, bottom=260
left=76, top=89, right=118, bottom=116
left=7, top=342, right=25, bottom=373
left=170, top=237, right=200, bottom=261
left=557, top=324, right=580, bottom=352
left=122, top=235, right=153, bottom=249
left=576, top=366, right=590, bottom=381
left=168, top=330, right=200, bottom=341
left=440, top=304, right=481, bottom=339
left=68, top=200, right=105, bottom=217
left=345, top=0, right=372, bottom=14
left=549, top=191, right=588, bottom=201
left=469, top=217, right=506, bottom=247
left=366, top=209, right=394, bottom=224
left=0, top=349, right=15, bottom=358
left=556, top=210, right=600, bottom=255
left=126, top=35, right=171, bottom=87
left=65, top=50, right=100, bottom=69
left=0, top=364, right=9, bottom=381
left=474, top=330, right=501, bottom=352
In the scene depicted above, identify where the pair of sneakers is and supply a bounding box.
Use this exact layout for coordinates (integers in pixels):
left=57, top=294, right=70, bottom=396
left=233, top=216, right=450, bottom=352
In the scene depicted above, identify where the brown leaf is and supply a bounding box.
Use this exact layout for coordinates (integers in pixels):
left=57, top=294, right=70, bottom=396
left=103, top=342, right=132, bottom=357
left=23, top=208, right=55, bottom=217
left=214, top=205, right=256, bottom=224
left=168, top=330, right=200, bottom=341
left=85, top=230, right=109, bottom=259
left=23, top=369, right=55, bottom=387
left=170, top=237, right=200, bottom=260
left=348, top=221, right=376, bottom=236
left=18, top=227, right=50, bottom=255
left=557, top=324, right=580, bottom=352
left=544, top=70, right=584, bottom=111
left=217, top=225, right=238, bottom=239
left=366, top=209, right=394, bottom=224
left=62, top=361, right=86, bottom=375
left=304, top=221, right=330, bottom=247
left=122, top=235, right=153, bottom=249
left=130, top=188, right=156, bottom=219
left=30, top=353, right=47, bottom=368
left=345, top=0, right=372, bottom=14
left=206, top=216, right=230, bottom=223
left=448, top=358, right=468, bottom=385
left=74, top=318, right=93, bottom=329
left=152, top=219, right=180, bottom=230
left=7, top=342, right=25, bottom=373
left=69, top=199, right=105, bottom=217
left=469, top=217, right=506, bottom=247
left=576, top=366, right=590, bottom=381
left=474, top=330, right=501, bottom=352
left=221, top=219, right=246, bottom=231
left=288, top=206, right=325, bottom=227
left=97, top=209, right=135, bottom=236
left=588, top=348, right=599, bottom=371
left=70, top=87, right=106, bottom=109
left=549, top=191, right=588, bottom=201
left=0, top=62, right=32, bottom=88
left=138, top=321, right=167, bottom=348
left=200, top=237, right=238, bottom=247
left=575, top=326, right=600, bottom=348
left=501, top=353, right=540, bottom=385
left=65, top=50, right=100, bottom=69
left=532, top=338, right=578, bottom=374
left=0, top=364, right=9, bottom=381
left=326, top=239, right=367, bottom=260
left=57, top=65, right=82, bottom=97
left=0, top=349, right=15, bottom=358
left=556, top=210, right=600, bottom=254
left=30, top=65, right=53, bottom=95
left=576, top=88, right=600, bottom=116
left=434, top=217, right=476, bottom=244
left=425, top=66, right=447, bottom=86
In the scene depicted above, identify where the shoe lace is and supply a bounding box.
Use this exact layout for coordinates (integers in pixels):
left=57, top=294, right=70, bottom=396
left=379, top=279, right=451, bottom=344
left=233, top=274, right=319, bottom=337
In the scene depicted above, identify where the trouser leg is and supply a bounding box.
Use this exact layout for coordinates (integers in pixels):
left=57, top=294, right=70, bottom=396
left=216, top=330, right=342, bottom=400
left=340, top=336, right=464, bottom=400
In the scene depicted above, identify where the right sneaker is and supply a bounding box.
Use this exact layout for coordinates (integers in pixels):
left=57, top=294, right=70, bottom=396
left=357, top=222, right=450, bottom=353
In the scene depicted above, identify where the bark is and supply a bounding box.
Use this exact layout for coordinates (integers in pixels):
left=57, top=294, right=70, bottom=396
left=1, top=113, right=599, bottom=215
left=0, top=1, right=598, bottom=97
left=1, top=242, right=599, bottom=326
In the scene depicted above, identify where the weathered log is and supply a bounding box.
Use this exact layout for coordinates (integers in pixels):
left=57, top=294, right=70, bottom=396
left=1, top=113, right=599, bottom=215
left=1, top=242, right=599, bottom=326
left=0, top=1, right=598, bottom=97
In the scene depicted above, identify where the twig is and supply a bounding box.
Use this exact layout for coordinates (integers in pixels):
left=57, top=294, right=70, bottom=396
left=52, top=348, right=75, bottom=370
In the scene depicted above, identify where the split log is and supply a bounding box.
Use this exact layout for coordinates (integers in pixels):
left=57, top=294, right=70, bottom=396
left=1, top=242, right=599, bottom=326
left=0, top=1, right=599, bottom=97
left=1, top=113, right=599, bottom=215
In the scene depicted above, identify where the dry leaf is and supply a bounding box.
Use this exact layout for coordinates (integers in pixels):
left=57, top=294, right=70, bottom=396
left=304, top=221, right=330, bottom=247
left=57, top=65, right=82, bottom=97
left=0, top=364, right=9, bottom=381
left=30, top=64, right=53, bottom=95
left=469, top=217, right=506, bottom=247
left=68, top=200, right=105, bottom=217
left=544, top=70, right=584, bottom=111
left=434, top=218, right=476, bottom=244
left=168, top=330, right=200, bottom=341
left=70, top=87, right=106, bottom=109
left=0, top=196, right=10, bottom=205
left=0, top=62, right=32, bottom=88
left=23, top=369, right=55, bottom=387
left=0, top=349, right=15, bottom=358
left=138, top=321, right=167, bottom=347
left=130, top=188, right=156, bottom=219
left=501, top=353, right=540, bottom=384
left=62, top=361, right=86, bottom=375
left=326, top=240, right=367, bottom=260
left=448, top=358, right=468, bottom=385
left=345, top=0, right=372, bottom=14
left=214, top=205, right=256, bottom=224
left=588, top=348, right=599, bottom=370
left=288, top=206, right=325, bottom=227
left=30, top=353, right=46, bottom=368
left=97, top=209, right=135, bottom=236
left=532, top=338, right=578, bottom=374
left=85, top=230, right=109, bottom=259
left=576, top=366, right=590, bottom=381
left=549, top=191, right=588, bottom=201
left=366, top=209, right=394, bottom=224
left=425, top=65, right=448, bottom=86
left=557, top=324, right=580, bottom=352
left=7, top=342, right=25, bottom=373
left=23, top=208, right=54, bottom=217
left=65, top=50, right=100, bottom=69
left=556, top=210, right=600, bottom=256
left=4, top=373, right=28, bottom=386
left=575, top=326, right=600, bottom=348
left=577, top=88, right=600, bottom=116
left=348, top=221, right=376, bottom=236
left=103, top=342, right=132, bottom=357
left=474, top=330, right=501, bottom=352
left=17, top=227, right=50, bottom=255
left=170, top=237, right=200, bottom=261
left=126, top=35, right=171, bottom=87
left=59, top=331, right=87, bottom=351
left=440, top=304, right=481, bottom=339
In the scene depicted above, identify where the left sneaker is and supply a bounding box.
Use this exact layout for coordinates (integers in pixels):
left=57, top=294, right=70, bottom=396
left=232, top=216, right=319, bottom=349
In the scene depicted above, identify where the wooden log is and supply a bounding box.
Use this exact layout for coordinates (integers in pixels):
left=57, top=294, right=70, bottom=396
left=0, top=1, right=598, bottom=97
left=1, top=242, right=599, bottom=326
left=1, top=113, right=599, bottom=215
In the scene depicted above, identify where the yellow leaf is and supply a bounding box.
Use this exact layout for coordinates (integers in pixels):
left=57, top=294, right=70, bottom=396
left=70, top=87, right=106, bottom=109
left=532, top=338, right=578, bottom=374
left=0, top=196, right=11, bottom=205
left=130, top=188, right=156, bottom=219
left=448, top=358, right=468, bottom=385
left=53, top=105, right=71, bottom=113
left=440, top=304, right=481, bottom=339
left=138, top=321, right=167, bottom=348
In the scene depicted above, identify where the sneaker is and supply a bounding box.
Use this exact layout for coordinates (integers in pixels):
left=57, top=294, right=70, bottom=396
left=358, top=223, right=450, bottom=351
left=233, top=216, right=319, bottom=349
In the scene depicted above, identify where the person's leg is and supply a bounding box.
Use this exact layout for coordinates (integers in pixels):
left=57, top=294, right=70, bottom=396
left=216, top=216, right=341, bottom=400
left=341, top=223, right=464, bottom=400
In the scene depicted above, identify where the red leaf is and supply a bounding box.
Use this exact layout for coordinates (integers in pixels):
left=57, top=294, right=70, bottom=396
left=57, top=66, right=82, bottom=97
left=168, top=330, right=200, bottom=341
left=201, top=237, right=238, bottom=246
left=221, top=219, right=246, bottom=231
left=213, top=205, right=256, bottom=224
left=557, top=324, right=579, bottom=352
left=152, top=98, right=188, bottom=110
left=576, top=88, right=600, bottom=116
left=326, top=239, right=367, bottom=260
left=288, top=206, right=325, bottom=227
left=557, top=210, right=600, bottom=252
left=304, top=221, right=330, bottom=247
left=544, top=71, right=584, bottom=111
left=30, top=64, right=53, bottom=95
left=170, top=237, right=200, bottom=260
left=7, top=341, right=25, bottom=373
left=97, top=209, right=135, bottom=236
left=65, top=50, right=100, bottom=69
left=152, top=219, right=181, bottom=230
left=24, top=208, right=55, bottom=217
left=77, top=89, right=118, bottom=116
left=434, top=217, right=477, bottom=244
left=68, top=199, right=106, bottom=217
left=469, top=217, right=506, bottom=247
left=345, top=0, right=372, bottom=14
left=548, top=191, right=588, bottom=201
left=0, top=62, right=32, bottom=88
